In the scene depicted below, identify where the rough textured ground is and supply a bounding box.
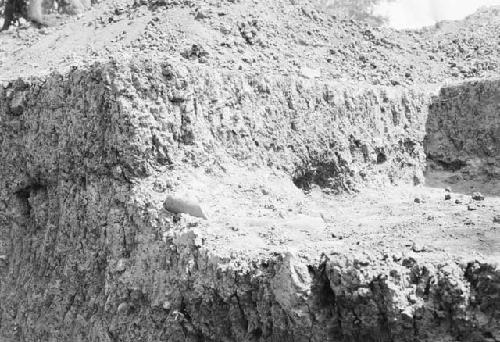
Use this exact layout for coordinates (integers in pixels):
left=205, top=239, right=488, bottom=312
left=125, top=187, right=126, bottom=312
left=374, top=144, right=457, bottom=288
left=1, top=0, right=499, bottom=84
left=0, top=1, right=499, bottom=342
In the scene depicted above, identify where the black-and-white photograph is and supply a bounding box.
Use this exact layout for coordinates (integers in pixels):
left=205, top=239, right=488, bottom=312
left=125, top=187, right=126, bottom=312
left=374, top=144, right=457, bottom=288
left=0, top=0, right=499, bottom=341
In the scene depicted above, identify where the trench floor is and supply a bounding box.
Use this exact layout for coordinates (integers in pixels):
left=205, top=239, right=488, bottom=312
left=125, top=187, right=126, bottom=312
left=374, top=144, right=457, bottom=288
left=145, top=166, right=500, bottom=267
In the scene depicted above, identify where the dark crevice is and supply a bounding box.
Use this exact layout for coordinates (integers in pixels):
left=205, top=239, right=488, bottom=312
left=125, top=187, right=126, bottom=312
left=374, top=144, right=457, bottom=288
left=231, top=292, right=249, bottom=333
left=292, top=158, right=349, bottom=193
left=426, top=156, right=467, bottom=171
left=376, top=150, right=387, bottom=164
left=14, top=182, right=46, bottom=217
left=376, top=148, right=387, bottom=165
left=309, top=262, right=336, bottom=312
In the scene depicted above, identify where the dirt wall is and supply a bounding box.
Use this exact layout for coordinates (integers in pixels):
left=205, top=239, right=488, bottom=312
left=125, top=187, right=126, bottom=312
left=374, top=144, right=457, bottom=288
left=0, top=60, right=498, bottom=342
left=425, top=79, right=500, bottom=178
left=108, top=58, right=432, bottom=192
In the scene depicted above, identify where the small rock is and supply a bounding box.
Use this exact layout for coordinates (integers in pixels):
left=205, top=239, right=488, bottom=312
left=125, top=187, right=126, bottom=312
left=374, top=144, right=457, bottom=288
left=264, top=203, right=276, bottom=210
left=117, top=302, right=129, bottom=315
left=472, top=192, right=484, bottom=201
left=195, top=9, right=211, bottom=20
left=401, top=307, right=414, bottom=319
left=392, top=252, right=403, bottom=262
left=444, top=194, right=451, bottom=201
left=181, top=44, right=209, bottom=62
left=164, top=195, right=207, bottom=219
left=467, top=204, right=478, bottom=211
left=111, top=165, right=123, bottom=179
left=220, top=24, right=232, bottom=34
left=412, top=242, right=426, bottom=253
left=115, top=258, right=127, bottom=272
left=455, top=199, right=462, bottom=204
left=414, top=198, right=422, bottom=204
left=464, top=218, right=474, bottom=226
left=353, top=254, right=371, bottom=267
left=445, top=187, right=451, bottom=192
left=162, top=301, right=171, bottom=310
left=493, top=215, right=500, bottom=224
left=331, top=233, right=344, bottom=239
left=408, top=293, right=418, bottom=304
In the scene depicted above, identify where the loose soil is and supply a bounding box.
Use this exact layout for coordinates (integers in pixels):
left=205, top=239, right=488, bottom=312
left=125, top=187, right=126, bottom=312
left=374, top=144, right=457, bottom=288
left=0, top=1, right=499, bottom=341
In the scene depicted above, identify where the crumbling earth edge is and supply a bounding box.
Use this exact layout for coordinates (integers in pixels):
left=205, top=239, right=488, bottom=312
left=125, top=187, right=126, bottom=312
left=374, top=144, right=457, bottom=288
left=0, top=59, right=499, bottom=341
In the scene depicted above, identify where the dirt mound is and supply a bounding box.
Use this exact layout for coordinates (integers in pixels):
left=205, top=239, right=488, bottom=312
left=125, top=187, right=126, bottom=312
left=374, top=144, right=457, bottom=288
left=0, top=1, right=499, bottom=341
left=1, top=0, right=499, bottom=83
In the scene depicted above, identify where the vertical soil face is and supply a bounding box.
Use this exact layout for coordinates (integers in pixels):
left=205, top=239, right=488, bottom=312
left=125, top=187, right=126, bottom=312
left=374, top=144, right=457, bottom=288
left=0, top=70, right=129, bottom=341
left=424, top=79, right=500, bottom=178
left=0, top=62, right=499, bottom=342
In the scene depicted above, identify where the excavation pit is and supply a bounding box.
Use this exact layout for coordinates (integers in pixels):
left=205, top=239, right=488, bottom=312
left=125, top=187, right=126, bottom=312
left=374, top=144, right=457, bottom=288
left=0, top=60, right=499, bottom=342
